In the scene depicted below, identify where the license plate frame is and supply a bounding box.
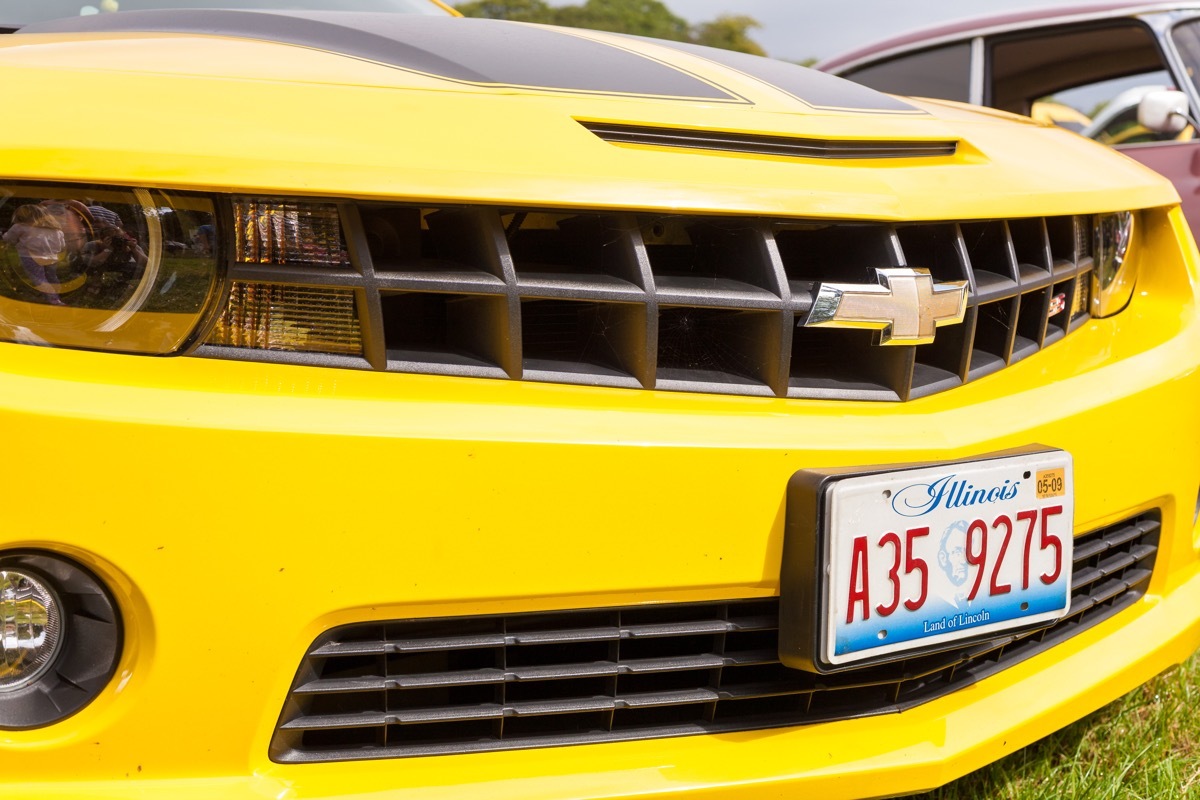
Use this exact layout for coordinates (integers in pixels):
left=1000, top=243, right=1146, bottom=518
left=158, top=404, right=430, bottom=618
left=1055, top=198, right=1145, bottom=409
left=778, top=447, right=1074, bottom=673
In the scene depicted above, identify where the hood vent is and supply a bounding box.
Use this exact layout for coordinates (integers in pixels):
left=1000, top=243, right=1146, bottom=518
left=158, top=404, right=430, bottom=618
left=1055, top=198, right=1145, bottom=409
left=580, top=121, right=958, bottom=159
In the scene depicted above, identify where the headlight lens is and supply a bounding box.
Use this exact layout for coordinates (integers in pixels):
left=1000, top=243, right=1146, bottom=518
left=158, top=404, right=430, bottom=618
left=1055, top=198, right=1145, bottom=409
left=0, top=570, right=62, bottom=692
left=1091, top=211, right=1135, bottom=318
left=0, top=183, right=220, bottom=354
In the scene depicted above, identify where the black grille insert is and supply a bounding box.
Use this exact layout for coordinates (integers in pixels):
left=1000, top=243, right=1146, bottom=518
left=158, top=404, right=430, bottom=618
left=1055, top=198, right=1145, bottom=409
left=272, top=512, right=1159, bottom=762
left=205, top=206, right=1096, bottom=401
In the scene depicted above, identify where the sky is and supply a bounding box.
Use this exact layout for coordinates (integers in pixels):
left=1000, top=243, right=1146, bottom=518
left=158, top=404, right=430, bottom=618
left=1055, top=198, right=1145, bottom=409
left=662, top=0, right=1094, bottom=62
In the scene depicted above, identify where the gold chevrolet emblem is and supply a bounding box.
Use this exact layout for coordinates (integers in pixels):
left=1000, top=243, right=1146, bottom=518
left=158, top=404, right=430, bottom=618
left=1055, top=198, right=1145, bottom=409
left=804, top=267, right=968, bottom=345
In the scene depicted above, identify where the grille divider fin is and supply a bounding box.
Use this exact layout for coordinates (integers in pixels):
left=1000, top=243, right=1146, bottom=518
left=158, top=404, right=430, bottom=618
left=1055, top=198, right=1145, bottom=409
left=607, top=610, right=622, bottom=732
left=624, top=221, right=660, bottom=390
left=952, top=224, right=975, bottom=384
left=883, top=229, right=913, bottom=407
left=339, top=202, right=387, bottom=370
left=760, top=225, right=793, bottom=397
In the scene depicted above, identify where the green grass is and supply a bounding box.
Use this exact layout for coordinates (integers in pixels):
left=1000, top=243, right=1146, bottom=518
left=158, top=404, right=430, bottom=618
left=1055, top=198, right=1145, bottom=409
left=907, top=652, right=1200, bottom=799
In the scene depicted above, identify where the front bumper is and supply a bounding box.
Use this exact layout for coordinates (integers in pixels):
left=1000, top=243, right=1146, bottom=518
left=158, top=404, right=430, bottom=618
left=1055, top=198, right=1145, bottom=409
left=3, top=209, right=1200, bottom=798
left=9, top=577, right=1200, bottom=799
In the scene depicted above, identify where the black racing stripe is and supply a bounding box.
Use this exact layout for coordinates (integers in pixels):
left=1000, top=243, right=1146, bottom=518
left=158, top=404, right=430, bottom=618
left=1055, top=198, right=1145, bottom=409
left=19, top=10, right=743, bottom=102
left=633, top=37, right=922, bottom=114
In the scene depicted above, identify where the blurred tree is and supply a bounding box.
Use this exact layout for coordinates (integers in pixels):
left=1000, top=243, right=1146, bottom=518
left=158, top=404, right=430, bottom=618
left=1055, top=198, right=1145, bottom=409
left=554, top=0, right=689, bottom=41
left=454, top=0, right=765, bottom=54
left=454, top=0, right=556, bottom=22
left=692, top=15, right=764, bottom=56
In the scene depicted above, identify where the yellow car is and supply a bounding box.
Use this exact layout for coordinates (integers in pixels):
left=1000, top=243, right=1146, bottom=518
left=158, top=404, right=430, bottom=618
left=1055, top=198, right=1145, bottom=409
left=1, top=3, right=1199, bottom=799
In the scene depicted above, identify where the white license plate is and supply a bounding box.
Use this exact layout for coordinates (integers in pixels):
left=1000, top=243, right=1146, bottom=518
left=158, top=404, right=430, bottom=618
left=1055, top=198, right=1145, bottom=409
left=823, top=451, right=1073, bottom=667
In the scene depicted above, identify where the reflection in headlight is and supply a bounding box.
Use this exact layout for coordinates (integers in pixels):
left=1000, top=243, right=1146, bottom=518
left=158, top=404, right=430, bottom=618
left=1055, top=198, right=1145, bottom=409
left=0, top=184, right=220, bottom=354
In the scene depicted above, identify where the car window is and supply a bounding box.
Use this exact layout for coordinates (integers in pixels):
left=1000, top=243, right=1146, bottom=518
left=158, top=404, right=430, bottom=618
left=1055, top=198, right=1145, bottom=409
left=840, top=43, right=971, bottom=103
left=0, top=0, right=449, bottom=27
left=1171, top=19, right=1200, bottom=97
left=1035, top=71, right=1190, bottom=144
left=989, top=22, right=1168, bottom=114
left=987, top=21, right=1193, bottom=146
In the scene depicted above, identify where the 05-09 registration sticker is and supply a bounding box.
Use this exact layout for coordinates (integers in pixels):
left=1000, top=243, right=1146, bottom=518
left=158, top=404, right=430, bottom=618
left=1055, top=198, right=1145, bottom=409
left=822, top=450, right=1074, bottom=667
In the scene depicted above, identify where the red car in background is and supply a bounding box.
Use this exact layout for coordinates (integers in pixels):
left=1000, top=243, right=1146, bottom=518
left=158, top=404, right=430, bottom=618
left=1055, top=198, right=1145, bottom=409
left=820, top=2, right=1200, bottom=239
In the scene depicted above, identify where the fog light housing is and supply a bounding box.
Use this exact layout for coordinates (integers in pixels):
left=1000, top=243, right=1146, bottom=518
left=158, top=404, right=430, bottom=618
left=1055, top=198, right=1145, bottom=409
left=0, top=552, right=121, bottom=729
left=0, top=570, right=62, bottom=692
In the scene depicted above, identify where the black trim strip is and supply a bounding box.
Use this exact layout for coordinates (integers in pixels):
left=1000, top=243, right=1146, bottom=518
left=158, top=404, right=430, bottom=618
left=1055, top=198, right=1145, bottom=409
left=581, top=121, right=958, bottom=159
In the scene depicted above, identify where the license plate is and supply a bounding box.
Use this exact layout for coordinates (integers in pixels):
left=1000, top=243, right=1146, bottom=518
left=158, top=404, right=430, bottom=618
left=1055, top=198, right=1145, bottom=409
left=823, top=450, right=1073, bottom=667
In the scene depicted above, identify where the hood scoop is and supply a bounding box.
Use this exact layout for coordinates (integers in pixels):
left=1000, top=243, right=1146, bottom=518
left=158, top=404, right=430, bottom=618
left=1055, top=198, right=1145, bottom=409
left=579, top=121, right=958, bottom=159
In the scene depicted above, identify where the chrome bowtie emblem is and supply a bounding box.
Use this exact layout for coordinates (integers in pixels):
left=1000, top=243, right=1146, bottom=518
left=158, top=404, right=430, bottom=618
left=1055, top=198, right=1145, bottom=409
left=804, top=267, right=968, bottom=345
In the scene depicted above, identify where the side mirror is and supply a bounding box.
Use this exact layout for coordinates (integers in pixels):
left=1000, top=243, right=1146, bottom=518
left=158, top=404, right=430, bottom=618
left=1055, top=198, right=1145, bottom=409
left=1138, top=89, right=1191, bottom=134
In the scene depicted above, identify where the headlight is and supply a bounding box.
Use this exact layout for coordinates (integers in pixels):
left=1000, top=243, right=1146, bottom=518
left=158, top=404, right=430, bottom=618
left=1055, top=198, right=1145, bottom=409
left=0, top=183, right=220, bottom=354
left=1091, top=211, right=1135, bottom=318
left=0, top=552, right=122, bottom=729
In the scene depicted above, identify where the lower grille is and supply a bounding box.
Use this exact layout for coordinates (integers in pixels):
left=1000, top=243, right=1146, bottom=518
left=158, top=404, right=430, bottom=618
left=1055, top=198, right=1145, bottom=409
left=271, top=512, right=1159, bottom=763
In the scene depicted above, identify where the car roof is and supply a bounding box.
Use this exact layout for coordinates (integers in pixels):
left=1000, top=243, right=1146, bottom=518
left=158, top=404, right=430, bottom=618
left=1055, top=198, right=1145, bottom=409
left=819, top=2, right=1199, bottom=71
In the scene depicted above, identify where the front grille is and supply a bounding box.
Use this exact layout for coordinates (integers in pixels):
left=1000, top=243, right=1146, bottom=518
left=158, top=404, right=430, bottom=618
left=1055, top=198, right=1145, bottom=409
left=271, top=512, right=1158, bottom=763
left=201, top=204, right=1095, bottom=402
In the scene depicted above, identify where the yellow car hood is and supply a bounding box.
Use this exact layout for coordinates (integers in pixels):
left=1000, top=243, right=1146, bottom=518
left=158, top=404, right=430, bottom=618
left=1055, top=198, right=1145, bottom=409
left=0, top=11, right=1178, bottom=219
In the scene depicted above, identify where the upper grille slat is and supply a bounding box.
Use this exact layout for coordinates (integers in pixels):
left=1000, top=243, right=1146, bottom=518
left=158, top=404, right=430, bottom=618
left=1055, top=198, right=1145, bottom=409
left=1104, top=519, right=1159, bottom=548
left=204, top=201, right=1095, bottom=402
left=511, top=662, right=620, bottom=681
left=393, top=704, right=506, bottom=725
left=274, top=512, right=1159, bottom=763
left=281, top=711, right=390, bottom=731
left=374, top=270, right=508, bottom=293
left=624, top=619, right=748, bottom=638
left=621, top=653, right=739, bottom=673
left=717, top=682, right=812, bottom=701
left=309, top=633, right=509, bottom=658
left=515, top=274, right=646, bottom=301
left=616, top=689, right=721, bottom=709
left=511, top=627, right=623, bottom=645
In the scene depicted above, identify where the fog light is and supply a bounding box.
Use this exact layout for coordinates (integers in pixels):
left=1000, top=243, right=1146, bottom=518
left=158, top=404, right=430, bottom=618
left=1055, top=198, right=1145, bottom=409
left=0, top=552, right=121, bottom=729
left=0, top=570, right=62, bottom=692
